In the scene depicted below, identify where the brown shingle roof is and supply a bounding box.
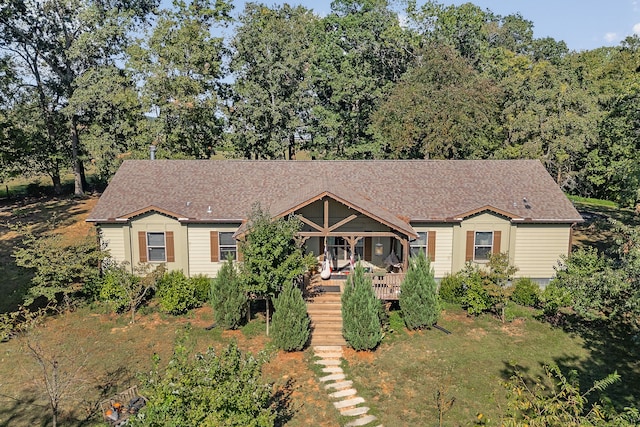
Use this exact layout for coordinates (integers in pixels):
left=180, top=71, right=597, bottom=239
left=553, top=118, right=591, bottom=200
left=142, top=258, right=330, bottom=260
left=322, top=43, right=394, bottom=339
left=87, top=160, right=583, bottom=226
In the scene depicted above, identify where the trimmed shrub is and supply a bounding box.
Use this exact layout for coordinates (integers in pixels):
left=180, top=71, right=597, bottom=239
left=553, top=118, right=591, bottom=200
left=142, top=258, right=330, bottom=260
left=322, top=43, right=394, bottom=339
left=511, top=277, right=541, bottom=307
left=211, top=257, right=247, bottom=330
left=540, top=281, right=572, bottom=317
left=271, top=281, right=310, bottom=351
left=157, top=270, right=199, bottom=315
left=99, top=267, right=138, bottom=313
left=399, top=250, right=440, bottom=329
left=342, top=263, right=382, bottom=350
left=438, top=272, right=466, bottom=304
left=461, top=266, right=492, bottom=316
left=190, top=274, right=212, bottom=303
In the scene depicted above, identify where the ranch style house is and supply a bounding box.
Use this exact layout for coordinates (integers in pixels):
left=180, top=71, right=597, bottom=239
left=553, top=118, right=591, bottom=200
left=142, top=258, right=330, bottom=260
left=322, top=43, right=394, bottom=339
left=87, top=159, right=583, bottom=295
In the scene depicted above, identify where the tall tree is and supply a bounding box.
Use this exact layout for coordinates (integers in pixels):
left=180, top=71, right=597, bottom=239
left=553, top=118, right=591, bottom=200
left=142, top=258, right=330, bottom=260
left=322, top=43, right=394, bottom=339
left=571, top=38, right=640, bottom=205
left=372, top=43, right=502, bottom=159
left=228, top=3, right=317, bottom=160
left=67, top=66, right=146, bottom=183
left=496, top=56, right=599, bottom=189
left=307, top=0, right=413, bottom=158
left=0, top=0, right=157, bottom=195
left=128, top=0, right=232, bottom=159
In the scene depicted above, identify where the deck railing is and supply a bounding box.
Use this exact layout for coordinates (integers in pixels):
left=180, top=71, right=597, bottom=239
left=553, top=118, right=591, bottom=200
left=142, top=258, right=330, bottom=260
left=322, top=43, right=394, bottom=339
left=368, top=273, right=404, bottom=300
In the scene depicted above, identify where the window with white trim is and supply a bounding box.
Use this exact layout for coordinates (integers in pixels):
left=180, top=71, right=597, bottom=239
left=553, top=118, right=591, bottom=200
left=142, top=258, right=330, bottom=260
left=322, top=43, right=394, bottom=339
left=219, top=232, right=237, bottom=261
left=410, top=232, right=427, bottom=257
left=474, top=231, right=493, bottom=261
left=147, top=232, right=166, bottom=262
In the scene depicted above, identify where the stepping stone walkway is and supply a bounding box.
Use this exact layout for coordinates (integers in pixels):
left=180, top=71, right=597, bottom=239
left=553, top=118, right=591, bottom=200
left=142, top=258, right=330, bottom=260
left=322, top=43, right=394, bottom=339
left=313, top=346, right=382, bottom=427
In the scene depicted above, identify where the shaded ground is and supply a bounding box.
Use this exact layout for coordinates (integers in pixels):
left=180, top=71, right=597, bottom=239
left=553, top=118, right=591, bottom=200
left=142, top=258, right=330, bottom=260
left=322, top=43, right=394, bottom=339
left=0, top=195, right=98, bottom=312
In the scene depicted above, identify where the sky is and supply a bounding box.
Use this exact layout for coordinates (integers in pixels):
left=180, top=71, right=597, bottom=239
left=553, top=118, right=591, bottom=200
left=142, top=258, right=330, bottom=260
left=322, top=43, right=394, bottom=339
left=225, top=0, right=640, bottom=52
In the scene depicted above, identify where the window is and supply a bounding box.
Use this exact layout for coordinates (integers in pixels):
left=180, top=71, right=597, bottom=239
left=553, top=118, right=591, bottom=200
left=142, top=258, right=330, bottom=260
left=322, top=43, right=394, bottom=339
left=147, top=232, right=166, bottom=262
left=410, top=232, right=427, bottom=257
left=474, top=231, right=493, bottom=261
left=219, top=232, right=237, bottom=261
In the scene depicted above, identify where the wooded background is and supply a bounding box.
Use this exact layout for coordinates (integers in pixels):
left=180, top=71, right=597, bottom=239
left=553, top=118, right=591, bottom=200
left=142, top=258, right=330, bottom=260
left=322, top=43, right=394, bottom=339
left=1, top=0, right=638, bottom=206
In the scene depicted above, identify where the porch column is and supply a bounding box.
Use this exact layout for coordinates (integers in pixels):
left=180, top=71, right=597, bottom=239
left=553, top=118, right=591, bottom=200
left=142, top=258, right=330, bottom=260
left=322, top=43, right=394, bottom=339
left=402, top=238, right=409, bottom=272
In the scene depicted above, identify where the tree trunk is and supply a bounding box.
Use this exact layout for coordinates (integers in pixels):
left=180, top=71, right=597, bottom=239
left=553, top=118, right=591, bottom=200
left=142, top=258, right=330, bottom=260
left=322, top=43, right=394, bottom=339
left=265, top=297, right=270, bottom=336
left=70, top=117, right=84, bottom=196
left=51, top=174, right=62, bottom=196
left=79, top=159, right=88, bottom=192
left=288, top=134, right=295, bottom=160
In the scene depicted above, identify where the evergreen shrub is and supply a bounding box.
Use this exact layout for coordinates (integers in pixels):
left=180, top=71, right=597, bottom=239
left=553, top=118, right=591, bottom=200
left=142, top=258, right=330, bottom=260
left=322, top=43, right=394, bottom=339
left=511, top=277, right=540, bottom=307
left=271, top=281, right=310, bottom=351
left=399, top=250, right=440, bottom=329
left=157, top=270, right=199, bottom=315
left=190, top=274, right=212, bottom=303
left=211, top=257, right=247, bottom=329
left=341, top=263, right=382, bottom=350
left=438, top=272, right=466, bottom=304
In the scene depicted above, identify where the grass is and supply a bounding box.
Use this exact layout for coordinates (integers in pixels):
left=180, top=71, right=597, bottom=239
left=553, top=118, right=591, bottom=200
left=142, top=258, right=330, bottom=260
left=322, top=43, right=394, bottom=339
left=567, top=194, right=618, bottom=208
left=343, top=306, right=639, bottom=426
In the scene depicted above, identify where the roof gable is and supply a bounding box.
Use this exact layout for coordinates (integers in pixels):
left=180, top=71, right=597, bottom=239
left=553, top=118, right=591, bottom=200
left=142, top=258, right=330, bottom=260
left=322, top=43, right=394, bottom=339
left=274, top=191, right=417, bottom=238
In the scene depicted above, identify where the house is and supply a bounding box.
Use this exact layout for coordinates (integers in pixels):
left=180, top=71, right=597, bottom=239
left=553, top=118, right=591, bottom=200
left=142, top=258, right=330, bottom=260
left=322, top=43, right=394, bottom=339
left=87, top=159, right=583, bottom=290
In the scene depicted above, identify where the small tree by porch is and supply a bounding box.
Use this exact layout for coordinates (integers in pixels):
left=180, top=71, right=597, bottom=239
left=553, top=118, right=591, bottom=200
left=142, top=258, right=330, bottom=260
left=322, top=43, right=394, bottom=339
left=239, top=204, right=314, bottom=335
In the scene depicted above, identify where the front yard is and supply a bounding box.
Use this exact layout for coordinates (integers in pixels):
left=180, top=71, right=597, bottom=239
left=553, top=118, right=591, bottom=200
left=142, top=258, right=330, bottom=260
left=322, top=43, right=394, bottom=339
left=1, top=300, right=637, bottom=426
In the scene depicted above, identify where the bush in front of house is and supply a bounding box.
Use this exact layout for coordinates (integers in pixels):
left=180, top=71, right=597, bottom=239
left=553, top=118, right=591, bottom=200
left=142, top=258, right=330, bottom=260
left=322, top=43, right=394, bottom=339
left=399, top=250, right=440, bottom=330
left=210, top=256, right=247, bottom=329
left=460, top=264, right=492, bottom=316
left=99, top=265, right=138, bottom=313
left=157, top=270, right=200, bottom=315
left=342, top=263, right=382, bottom=351
left=271, top=281, right=310, bottom=351
left=511, top=277, right=541, bottom=307
left=190, top=274, right=213, bottom=303
left=438, top=272, right=466, bottom=304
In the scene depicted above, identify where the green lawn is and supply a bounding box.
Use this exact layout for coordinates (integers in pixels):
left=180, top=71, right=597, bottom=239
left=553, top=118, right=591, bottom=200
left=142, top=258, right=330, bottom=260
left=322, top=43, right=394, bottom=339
left=342, top=305, right=639, bottom=426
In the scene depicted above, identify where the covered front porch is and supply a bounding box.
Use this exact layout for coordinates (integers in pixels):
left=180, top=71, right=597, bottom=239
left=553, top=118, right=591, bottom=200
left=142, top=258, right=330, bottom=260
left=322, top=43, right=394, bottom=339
left=285, top=193, right=417, bottom=275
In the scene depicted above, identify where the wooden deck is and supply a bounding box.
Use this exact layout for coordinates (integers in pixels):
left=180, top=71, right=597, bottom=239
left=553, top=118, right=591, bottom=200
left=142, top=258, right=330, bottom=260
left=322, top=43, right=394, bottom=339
left=306, top=273, right=405, bottom=300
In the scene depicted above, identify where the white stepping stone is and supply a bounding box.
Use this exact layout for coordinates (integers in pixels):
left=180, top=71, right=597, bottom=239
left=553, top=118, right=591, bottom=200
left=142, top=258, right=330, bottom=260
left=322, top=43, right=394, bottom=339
left=314, top=345, right=343, bottom=352
left=322, top=366, right=343, bottom=373
left=340, top=406, right=370, bottom=416
left=329, top=388, right=357, bottom=399
left=319, top=373, right=346, bottom=382
left=315, top=352, right=343, bottom=359
left=315, top=359, right=341, bottom=366
left=333, top=397, right=365, bottom=409
left=344, top=415, right=378, bottom=427
left=324, top=380, right=353, bottom=390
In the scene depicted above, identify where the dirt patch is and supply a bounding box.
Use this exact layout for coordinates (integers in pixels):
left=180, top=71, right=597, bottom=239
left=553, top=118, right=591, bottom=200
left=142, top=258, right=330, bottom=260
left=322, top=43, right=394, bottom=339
left=343, top=347, right=375, bottom=363
left=442, top=309, right=473, bottom=324
left=466, top=328, right=488, bottom=339
left=501, top=318, right=526, bottom=337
